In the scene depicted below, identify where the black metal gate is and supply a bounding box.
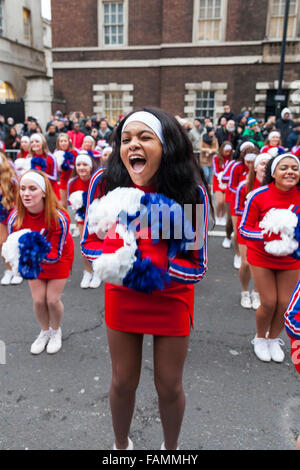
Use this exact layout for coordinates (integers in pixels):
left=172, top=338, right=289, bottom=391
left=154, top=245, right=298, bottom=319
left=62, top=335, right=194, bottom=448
left=265, top=89, right=289, bottom=120
left=0, top=99, right=25, bottom=123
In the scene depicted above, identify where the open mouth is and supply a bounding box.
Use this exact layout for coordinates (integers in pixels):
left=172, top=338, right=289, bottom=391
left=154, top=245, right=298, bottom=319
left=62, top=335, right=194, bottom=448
left=129, top=155, right=147, bottom=174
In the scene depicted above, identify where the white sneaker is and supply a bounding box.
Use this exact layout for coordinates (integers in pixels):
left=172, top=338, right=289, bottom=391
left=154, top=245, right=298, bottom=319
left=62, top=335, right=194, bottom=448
left=216, top=217, right=222, bottom=225
left=30, top=329, right=51, bottom=355
left=1, top=269, right=13, bottom=285
left=46, top=328, right=62, bottom=354
left=113, top=437, right=134, bottom=450
left=89, top=272, right=101, bottom=289
left=80, top=270, right=92, bottom=289
left=241, top=291, right=252, bottom=309
left=10, top=274, right=23, bottom=285
left=219, top=216, right=227, bottom=226
left=251, top=336, right=271, bottom=362
left=70, top=224, right=80, bottom=238
left=268, top=338, right=285, bottom=363
left=161, top=442, right=179, bottom=450
left=251, top=290, right=261, bottom=310
left=233, top=255, right=241, bottom=269
left=222, top=237, right=232, bottom=249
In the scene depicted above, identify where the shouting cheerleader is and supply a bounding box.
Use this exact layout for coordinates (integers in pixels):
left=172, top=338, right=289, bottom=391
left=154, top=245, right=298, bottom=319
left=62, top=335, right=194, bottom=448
left=81, top=107, right=210, bottom=450
left=53, top=133, right=79, bottom=209
left=239, top=154, right=300, bottom=362
left=2, top=170, right=74, bottom=355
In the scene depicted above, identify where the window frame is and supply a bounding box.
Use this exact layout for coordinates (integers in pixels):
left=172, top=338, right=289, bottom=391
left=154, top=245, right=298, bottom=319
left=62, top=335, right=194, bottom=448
left=193, top=0, right=228, bottom=43
left=0, top=0, right=4, bottom=37
left=23, top=7, right=32, bottom=44
left=98, top=0, right=128, bottom=48
left=266, top=0, right=299, bottom=39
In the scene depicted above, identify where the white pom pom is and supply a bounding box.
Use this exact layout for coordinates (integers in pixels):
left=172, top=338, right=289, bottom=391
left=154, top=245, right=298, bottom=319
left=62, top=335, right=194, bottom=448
left=92, top=243, right=137, bottom=285
left=53, top=150, right=65, bottom=170
left=69, top=190, right=84, bottom=211
left=259, top=208, right=298, bottom=237
left=1, top=229, right=31, bottom=274
left=217, top=171, right=224, bottom=184
left=14, top=158, right=32, bottom=175
left=87, top=187, right=144, bottom=238
left=267, top=147, right=279, bottom=157
left=264, top=235, right=299, bottom=257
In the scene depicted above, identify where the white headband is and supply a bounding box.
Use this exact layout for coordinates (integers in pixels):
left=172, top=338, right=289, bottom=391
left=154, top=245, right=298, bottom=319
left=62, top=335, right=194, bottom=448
left=30, top=133, right=43, bottom=144
left=240, top=141, right=255, bottom=152
left=76, top=153, right=93, bottom=168
left=223, top=144, right=232, bottom=151
left=83, top=135, right=95, bottom=143
left=103, top=146, right=112, bottom=153
left=254, top=153, right=272, bottom=169
left=21, top=136, right=30, bottom=143
left=20, top=171, right=46, bottom=192
left=268, top=131, right=280, bottom=140
left=271, top=153, right=300, bottom=176
left=244, top=153, right=258, bottom=162
left=0, top=155, right=2, bottom=165
left=122, top=111, right=166, bottom=151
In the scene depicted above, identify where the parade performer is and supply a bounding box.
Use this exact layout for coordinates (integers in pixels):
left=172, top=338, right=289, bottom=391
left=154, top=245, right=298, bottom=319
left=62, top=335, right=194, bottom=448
left=212, top=141, right=233, bottom=226
left=29, top=133, right=60, bottom=200
left=285, top=280, right=300, bottom=375
left=260, top=131, right=285, bottom=156
left=0, top=151, right=21, bottom=285
left=81, top=135, right=102, bottom=161
left=2, top=170, right=74, bottom=355
left=239, top=154, right=300, bottom=362
left=53, top=133, right=79, bottom=209
left=81, top=107, right=210, bottom=450
left=235, top=153, right=271, bottom=309
left=228, top=144, right=259, bottom=269
left=67, top=152, right=100, bottom=288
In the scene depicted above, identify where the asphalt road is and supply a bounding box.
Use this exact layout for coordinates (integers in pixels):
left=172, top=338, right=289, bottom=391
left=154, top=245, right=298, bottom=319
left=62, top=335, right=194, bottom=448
left=0, top=230, right=299, bottom=451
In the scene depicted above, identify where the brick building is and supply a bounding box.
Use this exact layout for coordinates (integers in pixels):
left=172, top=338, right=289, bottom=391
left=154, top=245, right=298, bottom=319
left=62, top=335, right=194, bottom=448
left=51, top=0, right=300, bottom=124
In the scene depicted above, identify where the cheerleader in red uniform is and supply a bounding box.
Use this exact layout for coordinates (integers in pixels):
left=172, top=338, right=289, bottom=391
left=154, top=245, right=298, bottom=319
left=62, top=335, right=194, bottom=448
left=285, top=280, right=300, bottom=375
left=212, top=141, right=233, bottom=226
left=14, top=136, right=31, bottom=176
left=81, top=135, right=102, bottom=161
left=17, top=136, right=30, bottom=159
left=260, top=131, right=285, bottom=156
left=3, top=170, right=74, bottom=355
left=53, top=133, right=79, bottom=209
left=29, top=133, right=60, bottom=200
left=235, top=153, right=271, bottom=309
left=67, top=152, right=99, bottom=288
left=0, top=151, right=21, bottom=286
left=291, top=135, right=300, bottom=158
left=239, top=154, right=300, bottom=363
left=228, top=144, right=259, bottom=269
left=81, top=107, right=210, bottom=450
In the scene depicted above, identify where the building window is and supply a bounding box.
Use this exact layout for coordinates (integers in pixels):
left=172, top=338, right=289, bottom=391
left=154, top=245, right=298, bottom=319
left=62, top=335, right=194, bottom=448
left=23, top=7, right=32, bottom=43
left=195, top=0, right=225, bottom=41
left=195, top=91, right=215, bottom=120
left=104, top=91, right=124, bottom=124
left=103, top=1, right=124, bottom=45
left=0, top=0, right=4, bottom=36
left=267, top=0, right=298, bottom=39
left=0, top=82, right=16, bottom=102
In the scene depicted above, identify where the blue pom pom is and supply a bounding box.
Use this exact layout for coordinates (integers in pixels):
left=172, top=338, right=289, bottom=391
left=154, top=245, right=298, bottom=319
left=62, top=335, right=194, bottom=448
left=0, top=197, right=9, bottom=223
left=31, top=157, right=47, bottom=172
left=292, top=213, right=300, bottom=260
left=123, top=251, right=170, bottom=293
left=18, top=231, right=51, bottom=279
left=61, top=151, right=74, bottom=171
left=87, top=150, right=94, bottom=159
left=75, top=191, right=88, bottom=220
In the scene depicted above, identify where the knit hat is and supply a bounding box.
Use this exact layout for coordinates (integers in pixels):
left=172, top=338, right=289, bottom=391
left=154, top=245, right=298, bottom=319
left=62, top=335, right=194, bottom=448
left=247, top=117, right=258, bottom=128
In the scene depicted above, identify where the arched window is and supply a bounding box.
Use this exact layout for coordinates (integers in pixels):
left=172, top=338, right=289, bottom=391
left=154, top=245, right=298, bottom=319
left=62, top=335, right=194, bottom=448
left=0, top=81, right=16, bottom=101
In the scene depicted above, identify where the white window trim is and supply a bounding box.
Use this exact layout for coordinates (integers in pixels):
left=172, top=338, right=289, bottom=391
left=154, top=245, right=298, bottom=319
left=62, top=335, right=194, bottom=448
left=92, top=82, right=133, bottom=117
left=97, top=0, right=128, bottom=48
left=266, top=0, right=299, bottom=39
left=192, top=0, right=228, bottom=43
left=184, top=82, right=228, bottom=125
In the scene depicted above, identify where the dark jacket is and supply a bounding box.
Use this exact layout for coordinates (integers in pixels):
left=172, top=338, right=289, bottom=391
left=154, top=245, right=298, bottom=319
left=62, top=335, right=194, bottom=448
left=286, top=130, right=300, bottom=150
left=276, top=118, right=294, bottom=147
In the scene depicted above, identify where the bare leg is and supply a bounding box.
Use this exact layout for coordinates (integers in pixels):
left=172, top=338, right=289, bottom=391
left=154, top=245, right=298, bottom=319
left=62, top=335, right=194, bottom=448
left=269, top=269, right=300, bottom=339
left=231, top=215, right=240, bottom=257
left=215, top=191, right=225, bottom=218
left=249, top=265, right=277, bottom=338
left=60, top=189, right=68, bottom=210
left=28, top=279, right=49, bottom=330
left=78, top=224, right=92, bottom=273
left=225, top=202, right=233, bottom=239
left=46, top=278, right=67, bottom=330
left=106, top=327, right=143, bottom=449
left=153, top=335, right=189, bottom=450
left=239, top=244, right=251, bottom=291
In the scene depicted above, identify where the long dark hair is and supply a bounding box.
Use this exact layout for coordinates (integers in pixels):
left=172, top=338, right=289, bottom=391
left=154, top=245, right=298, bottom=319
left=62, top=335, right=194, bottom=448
left=100, top=106, right=213, bottom=212
left=263, top=156, right=300, bottom=187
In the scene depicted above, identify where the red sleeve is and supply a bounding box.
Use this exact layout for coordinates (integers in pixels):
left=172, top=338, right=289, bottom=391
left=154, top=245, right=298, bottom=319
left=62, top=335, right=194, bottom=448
left=43, top=210, right=70, bottom=264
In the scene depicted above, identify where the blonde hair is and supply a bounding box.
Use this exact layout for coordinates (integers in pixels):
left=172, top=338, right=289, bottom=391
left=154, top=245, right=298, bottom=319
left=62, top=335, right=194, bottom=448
left=56, top=132, right=73, bottom=151
left=0, top=151, right=18, bottom=210
left=15, top=170, right=65, bottom=230
left=29, top=133, right=50, bottom=157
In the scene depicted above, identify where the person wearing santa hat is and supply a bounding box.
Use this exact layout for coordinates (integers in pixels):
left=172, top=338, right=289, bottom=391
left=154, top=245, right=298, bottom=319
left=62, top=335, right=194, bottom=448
left=239, top=153, right=300, bottom=363
left=2, top=170, right=74, bottom=355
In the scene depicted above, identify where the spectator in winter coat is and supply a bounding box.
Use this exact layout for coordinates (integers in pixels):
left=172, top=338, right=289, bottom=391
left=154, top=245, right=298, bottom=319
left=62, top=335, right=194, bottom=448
left=98, top=118, right=112, bottom=143
left=241, top=118, right=264, bottom=149
left=286, top=121, right=300, bottom=150
left=276, top=107, right=294, bottom=148
left=217, top=104, right=236, bottom=124
left=189, top=118, right=204, bottom=160
left=45, top=124, right=58, bottom=153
